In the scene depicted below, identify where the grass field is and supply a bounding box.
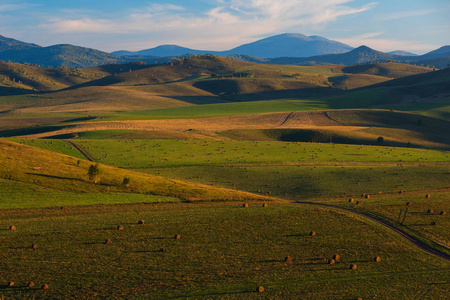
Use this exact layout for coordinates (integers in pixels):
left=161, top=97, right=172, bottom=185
left=12, top=139, right=449, bottom=199
left=0, top=202, right=448, bottom=299
left=0, top=57, right=448, bottom=299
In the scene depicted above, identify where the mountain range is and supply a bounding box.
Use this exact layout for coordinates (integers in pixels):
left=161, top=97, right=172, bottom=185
left=113, top=33, right=354, bottom=58
left=0, top=33, right=449, bottom=69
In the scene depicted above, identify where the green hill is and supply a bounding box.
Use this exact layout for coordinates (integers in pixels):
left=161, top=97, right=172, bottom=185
left=0, top=138, right=267, bottom=202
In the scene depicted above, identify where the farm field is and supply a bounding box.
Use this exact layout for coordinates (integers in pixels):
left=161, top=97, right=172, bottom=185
left=0, top=202, right=448, bottom=299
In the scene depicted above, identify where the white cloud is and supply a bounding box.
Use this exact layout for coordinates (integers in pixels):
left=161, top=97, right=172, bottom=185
left=40, top=0, right=377, bottom=51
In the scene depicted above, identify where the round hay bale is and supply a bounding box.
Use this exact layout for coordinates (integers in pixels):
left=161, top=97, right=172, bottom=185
left=243, top=203, right=249, bottom=208
left=256, top=286, right=264, bottom=292
left=104, top=239, right=112, bottom=244
left=427, top=209, right=433, bottom=214
left=27, top=281, right=35, bottom=288
left=430, top=221, right=436, bottom=226
left=356, top=201, right=362, bottom=205
left=406, top=202, right=412, bottom=206
left=365, top=194, right=370, bottom=199
left=174, top=234, right=181, bottom=239
left=349, top=198, right=354, bottom=203
left=117, top=225, right=124, bottom=230
left=426, top=194, right=431, bottom=198
left=41, top=284, right=49, bottom=290
left=349, top=264, right=357, bottom=270
left=440, top=211, right=446, bottom=215
left=138, top=220, right=144, bottom=225
left=31, top=244, right=38, bottom=249
left=159, top=247, right=166, bottom=252
left=61, top=206, right=66, bottom=210
left=399, top=190, right=403, bottom=194
left=262, top=203, right=268, bottom=207
left=284, top=256, right=292, bottom=263
left=374, top=256, right=381, bottom=262
left=7, top=281, right=14, bottom=287
left=309, top=231, right=316, bottom=237
left=328, top=259, right=335, bottom=265
left=333, top=254, right=340, bottom=260
left=9, top=226, right=16, bottom=231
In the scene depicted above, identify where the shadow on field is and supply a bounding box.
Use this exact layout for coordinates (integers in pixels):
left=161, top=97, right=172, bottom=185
left=26, top=173, right=83, bottom=182
left=0, top=125, right=73, bottom=138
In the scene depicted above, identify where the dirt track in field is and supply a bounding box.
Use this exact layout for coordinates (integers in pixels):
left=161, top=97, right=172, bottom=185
left=298, top=201, right=450, bottom=262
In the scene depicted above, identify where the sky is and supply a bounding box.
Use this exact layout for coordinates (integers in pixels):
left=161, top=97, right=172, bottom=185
left=0, top=0, right=449, bottom=54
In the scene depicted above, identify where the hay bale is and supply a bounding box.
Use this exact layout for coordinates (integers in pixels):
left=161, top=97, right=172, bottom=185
left=427, top=209, right=433, bottom=214
left=365, top=194, right=370, bottom=199
left=284, top=256, right=292, bottom=263
left=138, top=220, right=145, bottom=225
left=426, top=194, right=431, bottom=198
left=440, top=211, right=446, bottom=215
left=356, top=201, right=362, bottom=205
left=243, top=203, right=249, bottom=208
left=41, top=284, right=49, bottom=290
left=309, top=231, right=316, bottom=236
left=174, top=234, right=181, bottom=239
left=328, top=259, right=335, bottom=265
left=31, top=244, right=38, bottom=249
left=406, top=202, right=412, bottom=206
left=117, top=225, right=124, bottom=230
left=430, top=221, right=436, bottom=226
left=333, top=254, right=340, bottom=260
left=27, top=281, right=35, bottom=288
left=349, top=264, right=357, bottom=270
left=160, top=247, right=166, bottom=252
left=104, top=239, right=112, bottom=244
left=399, top=191, right=403, bottom=194
left=9, top=225, right=16, bottom=231
left=256, top=286, right=264, bottom=292
left=349, top=198, right=354, bottom=203
left=7, top=281, right=14, bottom=287
left=374, top=256, right=381, bottom=262
left=61, top=206, right=66, bottom=210
left=262, top=203, right=268, bottom=207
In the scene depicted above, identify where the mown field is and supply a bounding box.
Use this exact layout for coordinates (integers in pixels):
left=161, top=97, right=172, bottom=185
left=0, top=202, right=448, bottom=299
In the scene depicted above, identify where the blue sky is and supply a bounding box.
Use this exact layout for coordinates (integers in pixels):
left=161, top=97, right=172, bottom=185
left=0, top=0, right=448, bottom=54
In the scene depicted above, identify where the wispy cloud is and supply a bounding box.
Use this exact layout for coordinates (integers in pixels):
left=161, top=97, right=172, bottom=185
left=40, top=0, right=377, bottom=50
left=378, top=9, right=437, bottom=21
left=0, top=4, right=21, bottom=12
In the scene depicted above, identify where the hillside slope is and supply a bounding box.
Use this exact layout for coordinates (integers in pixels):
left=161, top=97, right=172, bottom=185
left=0, top=139, right=267, bottom=201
